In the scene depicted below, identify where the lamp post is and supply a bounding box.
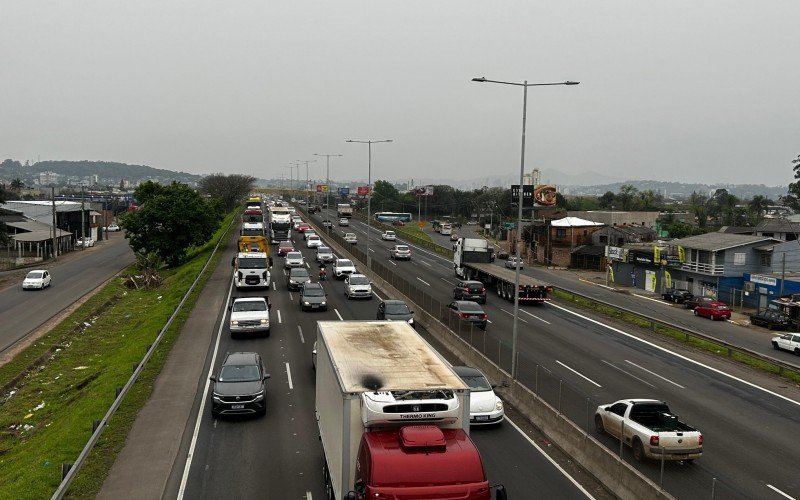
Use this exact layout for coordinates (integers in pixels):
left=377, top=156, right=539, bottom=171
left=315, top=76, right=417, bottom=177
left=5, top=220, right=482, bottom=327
left=472, top=76, right=579, bottom=380
left=303, top=159, right=316, bottom=207
left=283, top=166, right=293, bottom=199
left=346, top=139, right=393, bottom=269
left=314, top=153, right=343, bottom=233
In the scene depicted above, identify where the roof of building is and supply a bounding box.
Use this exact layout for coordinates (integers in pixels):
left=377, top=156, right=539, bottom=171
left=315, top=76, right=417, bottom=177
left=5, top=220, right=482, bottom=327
left=572, top=244, right=607, bottom=256
left=755, top=219, right=800, bottom=233
left=670, top=233, right=780, bottom=252
left=717, top=226, right=755, bottom=234
left=12, top=229, right=71, bottom=242
left=551, top=217, right=604, bottom=228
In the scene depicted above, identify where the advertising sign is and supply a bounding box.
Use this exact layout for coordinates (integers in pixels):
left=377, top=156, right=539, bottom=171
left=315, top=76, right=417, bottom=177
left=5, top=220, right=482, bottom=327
left=533, top=184, right=558, bottom=206
left=338, top=187, right=350, bottom=195
left=316, top=184, right=328, bottom=193
left=510, top=185, right=534, bottom=208
left=750, top=274, right=777, bottom=286
left=414, top=185, right=434, bottom=196
left=357, top=186, right=370, bottom=196
left=606, top=246, right=626, bottom=261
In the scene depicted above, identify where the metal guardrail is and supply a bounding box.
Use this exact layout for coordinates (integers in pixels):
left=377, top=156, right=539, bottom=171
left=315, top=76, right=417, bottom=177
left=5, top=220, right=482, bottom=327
left=51, top=215, right=237, bottom=499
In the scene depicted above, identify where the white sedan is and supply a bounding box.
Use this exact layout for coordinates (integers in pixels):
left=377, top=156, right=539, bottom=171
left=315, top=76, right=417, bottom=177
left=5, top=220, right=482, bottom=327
left=106, top=223, right=121, bottom=231
left=452, top=366, right=504, bottom=425
left=381, top=230, right=396, bottom=241
left=344, top=233, right=358, bottom=244
left=504, top=256, right=523, bottom=269
left=306, top=235, right=322, bottom=248
left=772, top=333, right=800, bottom=355
left=22, top=270, right=52, bottom=290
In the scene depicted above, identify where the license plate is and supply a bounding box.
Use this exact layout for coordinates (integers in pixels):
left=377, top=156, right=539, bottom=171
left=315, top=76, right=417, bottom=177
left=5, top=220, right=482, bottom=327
left=312, top=305, right=319, bottom=309
left=476, top=416, right=489, bottom=421
left=231, top=404, right=245, bottom=410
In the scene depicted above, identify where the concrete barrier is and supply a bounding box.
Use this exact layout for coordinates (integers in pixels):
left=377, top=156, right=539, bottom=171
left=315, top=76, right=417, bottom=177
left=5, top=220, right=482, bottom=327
left=303, top=208, right=674, bottom=500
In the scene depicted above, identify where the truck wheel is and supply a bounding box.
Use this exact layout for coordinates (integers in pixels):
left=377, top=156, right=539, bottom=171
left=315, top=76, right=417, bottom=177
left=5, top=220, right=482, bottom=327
left=632, top=438, right=645, bottom=462
left=594, top=415, right=605, bottom=434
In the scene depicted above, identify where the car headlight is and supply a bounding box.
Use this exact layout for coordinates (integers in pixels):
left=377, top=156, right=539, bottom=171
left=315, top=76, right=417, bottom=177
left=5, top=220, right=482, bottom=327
left=213, top=393, right=223, bottom=402
left=407, top=318, right=414, bottom=325
left=495, top=400, right=504, bottom=411
left=260, top=319, right=268, bottom=324
left=304, top=301, right=310, bottom=305
left=253, top=391, right=265, bottom=401
left=231, top=320, right=239, bottom=326
left=321, top=301, right=326, bottom=306
left=290, top=280, right=296, bottom=284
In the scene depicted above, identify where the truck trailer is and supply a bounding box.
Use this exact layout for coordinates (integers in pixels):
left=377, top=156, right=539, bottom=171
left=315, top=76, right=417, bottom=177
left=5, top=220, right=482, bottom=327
left=315, top=321, right=506, bottom=500
left=454, top=238, right=552, bottom=302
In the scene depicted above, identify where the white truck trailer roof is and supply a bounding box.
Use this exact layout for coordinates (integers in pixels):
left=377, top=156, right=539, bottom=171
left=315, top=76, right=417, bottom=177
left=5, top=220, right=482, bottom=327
left=317, top=321, right=468, bottom=393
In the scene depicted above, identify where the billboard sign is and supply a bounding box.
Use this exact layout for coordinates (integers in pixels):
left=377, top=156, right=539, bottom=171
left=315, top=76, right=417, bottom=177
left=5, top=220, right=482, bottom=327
left=316, top=184, right=329, bottom=193
left=357, top=186, right=370, bottom=196
left=414, top=185, right=434, bottom=196
left=510, top=185, right=534, bottom=208
left=338, top=187, right=350, bottom=195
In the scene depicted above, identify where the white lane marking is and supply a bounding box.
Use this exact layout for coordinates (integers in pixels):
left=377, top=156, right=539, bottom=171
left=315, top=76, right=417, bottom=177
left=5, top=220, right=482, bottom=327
left=547, top=302, right=800, bottom=407
left=416, top=277, right=431, bottom=287
left=600, top=360, right=656, bottom=388
left=556, top=360, right=602, bottom=388
left=505, top=417, right=596, bottom=499
left=334, top=308, right=344, bottom=321
left=440, top=277, right=456, bottom=286
left=277, top=310, right=282, bottom=324
left=286, top=362, right=294, bottom=390
left=289, top=292, right=294, bottom=301
left=177, top=276, right=235, bottom=498
left=420, top=260, right=432, bottom=266
left=499, top=308, right=529, bottom=324
left=766, top=484, right=796, bottom=500
left=272, top=282, right=276, bottom=291
left=369, top=247, right=375, bottom=253
left=306, top=262, right=310, bottom=268
left=624, top=360, right=685, bottom=389
left=520, top=309, right=551, bottom=324
left=389, top=260, right=397, bottom=266
left=298, top=325, right=305, bottom=343
left=283, top=269, right=287, bottom=275
left=634, top=293, right=670, bottom=305
left=306, top=493, right=313, bottom=500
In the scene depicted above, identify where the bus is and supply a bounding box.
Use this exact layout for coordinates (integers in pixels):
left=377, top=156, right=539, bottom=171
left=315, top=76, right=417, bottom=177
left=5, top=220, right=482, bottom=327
left=374, top=212, right=412, bottom=223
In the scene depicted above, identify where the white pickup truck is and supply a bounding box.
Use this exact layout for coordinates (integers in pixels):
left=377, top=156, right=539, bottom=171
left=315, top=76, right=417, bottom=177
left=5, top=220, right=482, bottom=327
left=594, top=399, right=703, bottom=462
left=228, top=296, right=271, bottom=338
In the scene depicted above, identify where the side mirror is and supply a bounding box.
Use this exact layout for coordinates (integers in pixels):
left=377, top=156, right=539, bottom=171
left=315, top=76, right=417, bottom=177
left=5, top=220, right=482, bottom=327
left=209, top=376, right=217, bottom=382
left=604, top=406, right=612, bottom=411
left=494, top=484, right=507, bottom=500
left=263, top=374, right=271, bottom=380
left=268, top=303, right=272, bottom=310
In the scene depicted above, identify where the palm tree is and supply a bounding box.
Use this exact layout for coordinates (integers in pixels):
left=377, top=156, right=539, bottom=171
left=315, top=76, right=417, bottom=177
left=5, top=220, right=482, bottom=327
left=748, top=195, right=769, bottom=225
left=10, top=178, right=24, bottom=191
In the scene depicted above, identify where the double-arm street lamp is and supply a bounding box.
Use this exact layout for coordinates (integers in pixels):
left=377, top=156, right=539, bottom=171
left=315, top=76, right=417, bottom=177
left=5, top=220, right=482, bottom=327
left=314, top=153, right=343, bottom=233
left=303, top=159, right=317, bottom=207
left=472, top=76, right=579, bottom=380
left=346, top=139, right=393, bottom=269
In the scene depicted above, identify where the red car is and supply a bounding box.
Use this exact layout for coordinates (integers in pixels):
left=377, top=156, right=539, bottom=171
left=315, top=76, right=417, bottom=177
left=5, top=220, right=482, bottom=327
left=392, top=220, right=406, bottom=227
left=693, top=301, right=731, bottom=321
left=277, top=241, right=294, bottom=256
left=297, top=223, right=311, bottom=233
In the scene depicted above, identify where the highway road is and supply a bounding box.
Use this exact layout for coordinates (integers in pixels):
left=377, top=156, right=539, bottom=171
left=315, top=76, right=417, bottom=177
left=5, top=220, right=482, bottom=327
left=0, top=232, right=134, bottom=354
left=303, top=207, right=800, bottom=499
left=168, top=214, right=596, bottom=499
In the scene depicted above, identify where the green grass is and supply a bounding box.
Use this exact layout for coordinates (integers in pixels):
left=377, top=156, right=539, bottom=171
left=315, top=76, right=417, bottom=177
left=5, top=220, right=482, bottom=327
left=0, top=211, right=237, bottom=500
left=553, top=288, right=800, bottom=383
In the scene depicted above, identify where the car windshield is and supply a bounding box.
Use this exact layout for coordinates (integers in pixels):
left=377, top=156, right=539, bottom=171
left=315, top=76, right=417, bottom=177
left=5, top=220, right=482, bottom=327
left=232, top=300, right=267, bottom=312
left=346, top=233, right=356, bottom=238
left=395, top=246, right=409, bottom=251
left=385, top=303, right=410, bottom=314
left=460, top=374, right=492, bottom=392
left=241, top=229, right=262, bottom=236
left=457, top=302, right=483, bottom=312
left=290, top=269, right=309, bottom=278
left=318, top=247, right=331, bottom=254
left=349, top=276, right=369, bottom=285
left=218, top=364, right=261, bottom=382
left=287, top=252, right=302, bottom=260
left=338, top=260, right=353, bottom=267
left=303, top=287, right=324, bottom=297
left=238, top=258, right=267, bottom=269
left=279, top=243, right=293, bottom=249
left=308, top=235, right=319, bottom=240
left=27, top=272, right=43, bottom=279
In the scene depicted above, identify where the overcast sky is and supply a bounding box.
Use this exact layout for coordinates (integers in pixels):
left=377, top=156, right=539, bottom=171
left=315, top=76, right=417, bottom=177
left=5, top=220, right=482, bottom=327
left=2, top=1, right=798, bottom=187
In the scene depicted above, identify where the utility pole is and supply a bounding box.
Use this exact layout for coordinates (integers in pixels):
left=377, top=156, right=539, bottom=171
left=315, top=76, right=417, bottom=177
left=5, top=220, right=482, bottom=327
left=303, top=159, right=316, bottom=207
left=81, top=186, right=86, bottom=249
left=314, top=154, right=343, bottom=232
left=51, top=187, right=58, bottom=260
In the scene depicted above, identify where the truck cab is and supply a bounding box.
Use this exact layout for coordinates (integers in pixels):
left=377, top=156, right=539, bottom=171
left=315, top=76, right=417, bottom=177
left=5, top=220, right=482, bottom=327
left=233, top=252, right=271, bottom=289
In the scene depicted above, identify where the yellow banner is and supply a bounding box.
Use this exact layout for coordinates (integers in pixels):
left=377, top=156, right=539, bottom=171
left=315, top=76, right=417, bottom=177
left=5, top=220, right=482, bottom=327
left=608, top=264, right=614, bottom=283
left=653, top=246, right=661, bottom=262
left=664, top=270, right=672, bottom=289
left=677, top=245, right=685, bottom=263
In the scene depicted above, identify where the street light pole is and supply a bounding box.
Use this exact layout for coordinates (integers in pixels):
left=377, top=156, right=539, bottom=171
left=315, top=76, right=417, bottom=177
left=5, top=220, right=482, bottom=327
left=314, top=153, right=343, bottom=233
left=346, top=139, right=393, bottom=269
left=303, top=159, right=316, bottom=207
left=472, top=76, right=579, bottom=380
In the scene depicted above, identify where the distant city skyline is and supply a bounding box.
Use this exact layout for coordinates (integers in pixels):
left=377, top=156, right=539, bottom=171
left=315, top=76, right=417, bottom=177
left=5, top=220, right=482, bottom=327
left=2, top=2, right=798, bottom=187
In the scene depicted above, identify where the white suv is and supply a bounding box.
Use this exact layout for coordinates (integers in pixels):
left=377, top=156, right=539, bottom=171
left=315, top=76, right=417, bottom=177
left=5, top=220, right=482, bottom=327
left=344, top=233, right=358, bottom=244
left=229, top=297, right=271, bottom=337
left=333, top=258, right=356, bottom=279
left=345, top=274, right=373, bottom=299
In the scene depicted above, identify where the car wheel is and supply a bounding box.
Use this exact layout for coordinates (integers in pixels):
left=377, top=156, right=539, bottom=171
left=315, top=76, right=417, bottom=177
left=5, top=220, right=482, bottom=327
left=632, top=438, right=645, bottom=462
left=594, top=415, right=605, bottom=434
left=693, top=309, right=699, bottom=316
left=674, top=298, right=679, bottom=304
left=795, top=348, right=800, bottom=356
left=709, top=315, right=715, bottom=321
left=772, top=341, right=779, bottom=350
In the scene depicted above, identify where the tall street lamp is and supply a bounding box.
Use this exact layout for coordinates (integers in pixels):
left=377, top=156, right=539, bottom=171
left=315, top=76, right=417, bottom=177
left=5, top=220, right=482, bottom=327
left=346, top=139, right=393, bottom=269
left=303, top=159, right=317, bottom=207
left=472, top=76, right=579, bottom=380
left=314, top=153, right=343, bottom=233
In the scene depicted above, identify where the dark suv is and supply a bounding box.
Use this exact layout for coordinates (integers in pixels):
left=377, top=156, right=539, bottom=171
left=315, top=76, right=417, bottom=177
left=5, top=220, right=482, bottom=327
left=376, top=300, right=415, bottom=329
left=210, top=352, right=270, bottom=418
left=453, top=280, right=486, bottom=304
left=750, top=309, right=791, bottom=330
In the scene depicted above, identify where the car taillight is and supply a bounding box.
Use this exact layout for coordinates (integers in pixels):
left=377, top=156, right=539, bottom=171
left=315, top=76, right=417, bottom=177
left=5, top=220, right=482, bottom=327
left=479, top=313, right=488, bottom=319
left=464, top=288, right=471, bottom=292
left=698, top=434, right=703, bottom=446
left=480, top=288, right=486, bottom=293
left=649, top=435, right=660, bottom=446
left=459, top=312, right=469, bottom=319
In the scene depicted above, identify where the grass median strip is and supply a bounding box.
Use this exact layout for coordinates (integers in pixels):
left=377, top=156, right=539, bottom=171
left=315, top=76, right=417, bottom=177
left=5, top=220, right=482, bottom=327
left=0, top=210, right=236, bottom=499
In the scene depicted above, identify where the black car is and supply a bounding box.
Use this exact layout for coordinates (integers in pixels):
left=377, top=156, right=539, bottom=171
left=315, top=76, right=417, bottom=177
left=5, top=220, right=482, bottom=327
left=662, top=288, right=693, bottom=304
left=447, top=300, right=488, bottom=330
left=376, top=299, right=415, bottom=329
left=750, top=309, right=791, bottom=330
left=684, top=296, right=716, bottom=310
left=300, top=282, right=328, bottom=311
left=210, top=352, right=270, bottom=418
left=453, top=280, right=487, bottom=304
left=287, top=268, right=311, bottom=290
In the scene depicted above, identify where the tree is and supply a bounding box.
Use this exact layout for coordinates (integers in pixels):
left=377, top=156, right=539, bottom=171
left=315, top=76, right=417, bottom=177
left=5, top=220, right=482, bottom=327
left=121, top=183, right=222, bottom=267
left=782, top=154, right=800, bottom=212
left=747, top=195, right=769, bottom=225
left=598, top=191, right=616, bottom=209
left=0, top=185, right=9, bottom=245
left=371, top=180, right=401, bottom=212
left=198, top=173, right=256, bottom=212
left=10, top=178, right=24, bottom=191
left=617, top=184, right=638, bottom=210
left=689, top=191, right=709, bottom=228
